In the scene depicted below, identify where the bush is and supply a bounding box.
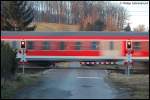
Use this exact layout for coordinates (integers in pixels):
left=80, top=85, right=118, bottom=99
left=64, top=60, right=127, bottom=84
left=1, top=74, right=40, bottom=99
left=15, top=74, right=23, bottom=81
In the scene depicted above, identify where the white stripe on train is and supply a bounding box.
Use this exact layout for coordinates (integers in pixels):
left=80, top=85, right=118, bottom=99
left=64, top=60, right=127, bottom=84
left=21, top=56, right=149, bottom=60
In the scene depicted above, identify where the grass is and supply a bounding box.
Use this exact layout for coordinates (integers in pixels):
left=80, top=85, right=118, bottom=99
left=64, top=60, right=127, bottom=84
left=35, top=22, right=80, bottom=31
left=106, top=73, right=149, bottom=99
left=1, top=73, right=41, bottom=99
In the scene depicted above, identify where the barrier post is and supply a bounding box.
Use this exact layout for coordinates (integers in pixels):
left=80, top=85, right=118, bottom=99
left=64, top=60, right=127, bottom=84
left=22, top=49, right=25, bottom=74
left=126, top=49, right=132, bottom=76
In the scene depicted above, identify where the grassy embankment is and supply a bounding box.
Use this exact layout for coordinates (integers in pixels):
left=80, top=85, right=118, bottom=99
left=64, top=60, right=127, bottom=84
left=1, top=73, right=41, bottom=99
left=35, top=22, right=80, bottom=31
left=106, top=73, right=149, bottom=99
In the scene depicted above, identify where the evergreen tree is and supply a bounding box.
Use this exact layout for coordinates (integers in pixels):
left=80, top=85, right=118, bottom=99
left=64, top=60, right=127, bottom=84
left=124, top=23, right=131, bottom=31
left=83, top=20, right=105, bottom=31
left=2, top=1, right=36, bottom=31
left=1, top=42, right=18, bottom=80
left=93, top=20, right=105, bottom=31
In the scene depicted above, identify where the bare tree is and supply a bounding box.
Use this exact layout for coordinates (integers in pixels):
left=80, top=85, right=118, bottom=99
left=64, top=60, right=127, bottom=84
left=133, top=24, right=146, bottom=32
left=29, top=1, right=128, bottom=31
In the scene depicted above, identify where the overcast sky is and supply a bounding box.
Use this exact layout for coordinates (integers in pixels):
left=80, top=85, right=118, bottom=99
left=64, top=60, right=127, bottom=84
left=111, top=1, right=149, bottom=31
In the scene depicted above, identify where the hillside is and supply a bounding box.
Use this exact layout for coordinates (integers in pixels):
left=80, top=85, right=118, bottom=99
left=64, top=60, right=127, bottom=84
left=35, top=23, right=80, bottom=31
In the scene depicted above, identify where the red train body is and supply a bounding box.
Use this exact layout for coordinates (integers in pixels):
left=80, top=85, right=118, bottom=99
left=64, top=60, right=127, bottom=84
left=1, top=31, right=149, bottom=63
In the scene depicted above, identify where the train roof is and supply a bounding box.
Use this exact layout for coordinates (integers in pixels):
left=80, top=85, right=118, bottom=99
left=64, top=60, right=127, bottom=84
left=1, top=31, right=149, bottom=36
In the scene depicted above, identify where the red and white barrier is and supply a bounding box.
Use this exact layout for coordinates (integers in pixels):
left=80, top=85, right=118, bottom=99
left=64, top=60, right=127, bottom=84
left=105, top=62, right=109, bottom=64
left=124, top=61, right=134, bottom=65
left=96, top=62, right=99, bottom=64
left=80, top=62, right=85, bottom=65
left=18, top=61, right=29, bottom=64
left=110, top=62, right=114, bottom=64
left=80, top=61, right=117, bottom=65
left=91, top=62, right=95, bottom=64
left=101, top=62, right=104, bottom=64
left=86, top=62, right=90, bottom=64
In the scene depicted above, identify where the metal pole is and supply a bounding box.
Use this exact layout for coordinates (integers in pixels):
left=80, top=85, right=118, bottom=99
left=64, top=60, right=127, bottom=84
left=22, top=49, right=24, bottom=74
left=125, top=63, right=129, bottom=75
left=126, top=50, right=132, bottom=76
left=127, top=63, right=130, bottom=76
left=23, top=61, right=24, bottom=74
left=125, top=64, right=127, bottom=74
left=127, top=53, right=129, bottom=76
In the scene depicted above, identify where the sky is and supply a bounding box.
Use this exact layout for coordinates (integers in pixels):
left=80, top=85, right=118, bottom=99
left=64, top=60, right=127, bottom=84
left=111, top=1, right=149, bottom=31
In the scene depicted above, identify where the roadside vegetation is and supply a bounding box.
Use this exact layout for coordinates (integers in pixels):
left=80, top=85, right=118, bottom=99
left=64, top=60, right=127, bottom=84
left=106, top=73, right=149, bottom=99
left=1, top=42, right=18, bottom=80
left=1, top=73, right=40, bottom=99
left=1, top=42, right=41, bottom=99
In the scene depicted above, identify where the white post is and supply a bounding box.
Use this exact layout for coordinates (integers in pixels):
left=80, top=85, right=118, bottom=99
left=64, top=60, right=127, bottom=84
left=22, top=49, right=25, bottom=74
left=126, top=49, right=132, bottom=76
left=23, top=61, right=24, bottom=74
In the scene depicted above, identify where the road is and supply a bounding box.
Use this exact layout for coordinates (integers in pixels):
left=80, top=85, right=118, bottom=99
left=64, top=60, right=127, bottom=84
left=14, top=68, right=119, bottom=99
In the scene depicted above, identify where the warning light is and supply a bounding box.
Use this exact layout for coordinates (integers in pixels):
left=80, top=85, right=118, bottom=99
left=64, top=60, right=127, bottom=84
left=127, top=41, right=132, bottom=49
left=21, top=41, right=25, bottom=48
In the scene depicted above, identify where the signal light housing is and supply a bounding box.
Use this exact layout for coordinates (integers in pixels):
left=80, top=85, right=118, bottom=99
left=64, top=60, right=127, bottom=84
left=21, top=41, right=25, bottom=48
left=127, top=41, right=132, bottom=49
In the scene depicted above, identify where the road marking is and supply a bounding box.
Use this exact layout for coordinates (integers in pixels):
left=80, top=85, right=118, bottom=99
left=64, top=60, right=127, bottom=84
left=76, top=76, right=100, bottom=79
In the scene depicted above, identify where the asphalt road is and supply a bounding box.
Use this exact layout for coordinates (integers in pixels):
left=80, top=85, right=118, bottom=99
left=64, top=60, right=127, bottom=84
left=14, top=68, right=119, bottom=99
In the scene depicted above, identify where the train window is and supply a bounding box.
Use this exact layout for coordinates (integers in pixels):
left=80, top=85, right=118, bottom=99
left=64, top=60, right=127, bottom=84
left=133, top=42, right=141, bottom=50
left=75, top=42, right=81, bottom=50
left=60, top=41, right=65, bottom=50
left=12, top=41, right=17, bottom=48
left=27, top=41, right=34, bottom=50
left=109, top=41, right=114, bottom=50
left=91, top=41, right=99, bottom=50
left=43, top=41, right=50, bottom=50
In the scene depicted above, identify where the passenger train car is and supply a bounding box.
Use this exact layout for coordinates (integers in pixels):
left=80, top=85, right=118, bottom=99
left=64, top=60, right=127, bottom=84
left=1, top=31, right=149, bottom=65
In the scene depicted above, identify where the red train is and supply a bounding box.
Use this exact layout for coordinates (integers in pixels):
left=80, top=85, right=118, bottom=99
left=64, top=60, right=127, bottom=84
left=1, top=31, right=149, bottom=65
